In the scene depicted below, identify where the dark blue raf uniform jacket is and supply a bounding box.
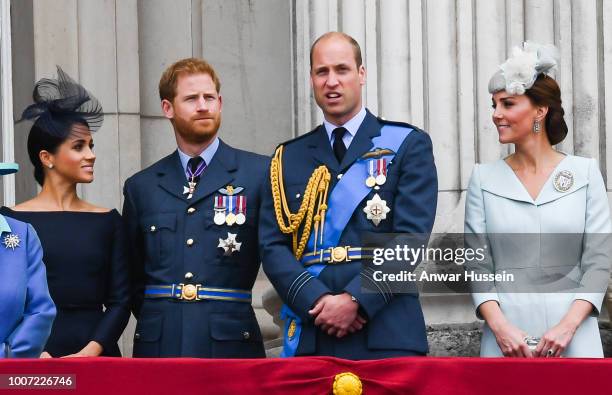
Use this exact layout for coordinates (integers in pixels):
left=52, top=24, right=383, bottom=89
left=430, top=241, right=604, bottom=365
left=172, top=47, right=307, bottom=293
left=123, top=140, right=266, bottom=358
left=260, top=110, right=438, bottom=359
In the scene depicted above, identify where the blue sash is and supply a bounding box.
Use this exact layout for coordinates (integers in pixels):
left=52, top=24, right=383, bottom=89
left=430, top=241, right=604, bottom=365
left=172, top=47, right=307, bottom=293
left=281, top=124, right=413, bottom=357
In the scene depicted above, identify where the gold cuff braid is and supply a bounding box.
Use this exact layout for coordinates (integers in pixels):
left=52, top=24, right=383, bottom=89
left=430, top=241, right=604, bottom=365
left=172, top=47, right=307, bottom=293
left=270, top=145, right=331, bottom=259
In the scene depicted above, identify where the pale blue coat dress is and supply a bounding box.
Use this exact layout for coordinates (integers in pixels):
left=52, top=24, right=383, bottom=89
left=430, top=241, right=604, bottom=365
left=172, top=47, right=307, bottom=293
left=465, top=155, right=611, bottom=357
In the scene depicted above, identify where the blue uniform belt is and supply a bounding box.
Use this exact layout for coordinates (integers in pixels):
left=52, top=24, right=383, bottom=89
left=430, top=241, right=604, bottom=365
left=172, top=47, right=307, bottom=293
left=300, top=246, right=374, bottom=266
left=144, top=284, right=252, bottom=303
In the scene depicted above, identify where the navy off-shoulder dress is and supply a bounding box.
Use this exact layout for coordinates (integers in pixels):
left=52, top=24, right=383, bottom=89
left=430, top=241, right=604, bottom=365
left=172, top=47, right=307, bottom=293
left=0, top=207, right=130, bottom=357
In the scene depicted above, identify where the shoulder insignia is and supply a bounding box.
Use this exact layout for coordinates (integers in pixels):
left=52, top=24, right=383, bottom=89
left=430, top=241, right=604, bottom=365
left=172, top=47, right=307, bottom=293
left=377, top=117, right=424, bottom=133
left=275, top=125, right=322, bottom=148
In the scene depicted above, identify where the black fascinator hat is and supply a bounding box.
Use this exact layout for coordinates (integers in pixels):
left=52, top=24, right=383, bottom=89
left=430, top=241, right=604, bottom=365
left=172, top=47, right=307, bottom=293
left=19, top=66, right=104, bottom=137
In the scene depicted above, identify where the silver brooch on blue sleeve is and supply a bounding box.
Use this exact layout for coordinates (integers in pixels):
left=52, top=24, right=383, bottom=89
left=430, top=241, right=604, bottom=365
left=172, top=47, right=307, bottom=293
left=218, top=232, right=242, bottom=256
left=363, top=193, right=390, bottom=226
left=2, top=233, right=20, bottom=250
left=553, top=170, right=573, bottom=193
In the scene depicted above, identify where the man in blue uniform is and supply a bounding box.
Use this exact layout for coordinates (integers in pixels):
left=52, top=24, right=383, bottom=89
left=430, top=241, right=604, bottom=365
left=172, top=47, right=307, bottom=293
left=0, top=162, right=55, bottom=358
left=260, top=32, right=438, bottom=359
left=123, top=58, right=266, bottom=358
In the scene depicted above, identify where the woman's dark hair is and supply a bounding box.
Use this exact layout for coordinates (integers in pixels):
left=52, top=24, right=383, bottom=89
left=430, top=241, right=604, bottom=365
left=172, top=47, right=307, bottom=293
left=525, top=74, right=568, bottom=145
left=27, top=119, right=88, bottom=186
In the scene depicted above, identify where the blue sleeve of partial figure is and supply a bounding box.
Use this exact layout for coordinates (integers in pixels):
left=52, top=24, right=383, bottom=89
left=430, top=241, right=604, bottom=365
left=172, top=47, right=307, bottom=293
left=5, top=225, right=56, bottom=358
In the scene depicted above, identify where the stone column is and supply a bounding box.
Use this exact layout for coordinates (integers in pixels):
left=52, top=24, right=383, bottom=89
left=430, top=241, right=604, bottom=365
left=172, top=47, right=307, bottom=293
left=0, top=0, right=15, bottom=205
left=138, top=0, right=194, bottom=167
left=555, top=0, right=575, bottom=155
left=379, top=0, right=411, bottom=122
left=10, top=0, right=36, bottom=202
left=474, top=0, right=508, bottom=164
left=570, top=1, right=603, bottom=161
left=604, top=0, right=612, bottom=185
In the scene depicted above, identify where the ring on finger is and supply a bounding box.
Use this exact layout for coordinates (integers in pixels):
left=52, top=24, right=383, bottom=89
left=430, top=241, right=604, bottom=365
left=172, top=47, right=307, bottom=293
left=546, top=349, right=554, bottom=357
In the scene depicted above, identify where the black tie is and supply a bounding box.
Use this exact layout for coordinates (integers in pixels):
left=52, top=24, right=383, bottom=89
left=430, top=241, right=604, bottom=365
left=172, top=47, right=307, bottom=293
left=332, top=127, right=348, bottom=163
left=188, top=156, right=205, bottom=183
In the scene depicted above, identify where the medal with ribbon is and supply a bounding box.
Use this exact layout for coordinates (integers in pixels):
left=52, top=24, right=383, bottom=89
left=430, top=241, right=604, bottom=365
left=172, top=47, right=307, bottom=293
left=183, top=159, right=207, bottom=199
left=236, top=195, right=247, bottom=225
left=226, top=195, right=237, bottom=226
left=366, top=159, right=376, bottom=187
left=375, top=158, right=387, bottom=185
left=214, top=185, right=246, bottom=226
left=214, top=196, right=227, bottom=225
left=365, top=158, right=387, bottom=188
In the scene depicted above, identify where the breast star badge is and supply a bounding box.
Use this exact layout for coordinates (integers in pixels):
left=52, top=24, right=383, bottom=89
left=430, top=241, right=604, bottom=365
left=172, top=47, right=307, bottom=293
left=218, top=232, right=242, bottom=256
left=363, top=193, right=390, bottom=226
left=2, top=233, right=20, bottom=250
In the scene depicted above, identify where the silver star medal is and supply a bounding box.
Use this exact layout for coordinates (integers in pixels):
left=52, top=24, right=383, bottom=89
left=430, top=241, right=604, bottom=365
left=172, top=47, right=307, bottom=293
left=553, top=170, right=574, bottom=193
left=363, top=193, right=390, bottom=226
left=2, top=233, right=21, bottom=250
left=218, top=232, right=242, bottom=256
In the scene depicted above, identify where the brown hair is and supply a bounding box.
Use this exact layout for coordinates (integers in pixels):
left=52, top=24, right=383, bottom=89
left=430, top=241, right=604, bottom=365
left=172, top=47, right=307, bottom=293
left=309, top=32, right=363, bottom=70
left=158, top=58, right=221, bottom=102
left=525, top=74, right=568, bottom=145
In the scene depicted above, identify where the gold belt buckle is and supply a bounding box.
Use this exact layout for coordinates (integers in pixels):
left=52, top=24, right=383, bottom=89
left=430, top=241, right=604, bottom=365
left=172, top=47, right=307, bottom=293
left=179, top=283, right=200, bottom=301
left=329, top=246, right=351, bottom=263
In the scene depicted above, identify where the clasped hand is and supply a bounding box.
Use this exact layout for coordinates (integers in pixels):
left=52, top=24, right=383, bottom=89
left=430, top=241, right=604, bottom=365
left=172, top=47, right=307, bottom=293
left=308, top=293, right=367, bottom=338
left=493, top=321, right=575, bottom=358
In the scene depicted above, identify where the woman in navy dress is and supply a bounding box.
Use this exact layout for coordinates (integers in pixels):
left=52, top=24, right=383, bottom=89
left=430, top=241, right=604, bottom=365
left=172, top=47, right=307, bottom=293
left=1, top=67, right=130, bottom=357
left=0, top=162, right=56, bottom=358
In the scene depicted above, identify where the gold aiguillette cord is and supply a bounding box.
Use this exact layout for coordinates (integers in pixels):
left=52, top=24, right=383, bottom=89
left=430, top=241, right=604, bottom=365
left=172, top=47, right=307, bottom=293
left=270, top=145, right=331, bottom=259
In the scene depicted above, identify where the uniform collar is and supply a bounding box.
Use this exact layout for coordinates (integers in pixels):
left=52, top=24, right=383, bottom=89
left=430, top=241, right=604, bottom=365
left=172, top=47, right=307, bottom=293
left=323, top=107, right=366, bottom=143
left=0, top=214, right=11, bottom=234
left=177, top=137, right=220, bottom=177
left=479, top=155, right=589, bottom=205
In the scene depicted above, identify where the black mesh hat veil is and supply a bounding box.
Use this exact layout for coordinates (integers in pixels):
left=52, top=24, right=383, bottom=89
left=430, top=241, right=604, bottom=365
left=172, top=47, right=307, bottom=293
left=19, top=66, right=103, bottom=137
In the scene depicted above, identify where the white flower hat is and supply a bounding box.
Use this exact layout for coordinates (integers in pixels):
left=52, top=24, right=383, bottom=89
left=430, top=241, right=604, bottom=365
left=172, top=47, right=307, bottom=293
left=488, top=42, right=559, bottom=95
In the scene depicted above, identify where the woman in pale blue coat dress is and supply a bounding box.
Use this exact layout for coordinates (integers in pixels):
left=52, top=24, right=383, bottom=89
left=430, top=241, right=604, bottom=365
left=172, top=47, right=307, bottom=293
left=465, top=43, right=611, bottom=358
left=0, top=162, right=55, bottom=358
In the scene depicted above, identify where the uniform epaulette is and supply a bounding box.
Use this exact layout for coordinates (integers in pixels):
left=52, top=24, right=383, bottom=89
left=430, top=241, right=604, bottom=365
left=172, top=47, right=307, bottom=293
left=275, top=125, right=321, bottom=149
left=377, top=117, right=425, bottom=133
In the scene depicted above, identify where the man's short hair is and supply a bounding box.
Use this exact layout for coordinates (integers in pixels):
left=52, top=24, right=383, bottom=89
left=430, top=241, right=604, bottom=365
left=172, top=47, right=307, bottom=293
left=309, top=32, right=363, bottom=70
left=159, top=58, right=221, bottom=102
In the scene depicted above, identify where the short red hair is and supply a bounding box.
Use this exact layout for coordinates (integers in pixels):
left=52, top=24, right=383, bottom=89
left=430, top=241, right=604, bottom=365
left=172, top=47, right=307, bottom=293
left=158, top=58, right=221, bottom=102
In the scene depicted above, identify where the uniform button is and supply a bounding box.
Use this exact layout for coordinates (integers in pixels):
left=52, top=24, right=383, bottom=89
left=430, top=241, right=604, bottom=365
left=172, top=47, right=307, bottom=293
left=185, top=272, right=194, bottom=279
left=187, top=207, right=196, bottom=214
left=150, top=225, right=157, bottom=232
left=295, top=193, right=301, bottom=199
left=134, top=333, right=141, bottom=340
left=186, top=238, right=194, bottom=246
left=337, top=173, right=343, bottom=180
left=242, top=331, right=250, bottom=340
